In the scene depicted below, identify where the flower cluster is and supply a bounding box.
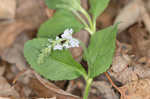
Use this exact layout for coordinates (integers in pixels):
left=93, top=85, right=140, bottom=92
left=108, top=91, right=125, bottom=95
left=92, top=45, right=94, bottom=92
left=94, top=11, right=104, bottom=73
left=48, top=28, right=80, bottom=51
left=38, top=28, right=79, bottom=64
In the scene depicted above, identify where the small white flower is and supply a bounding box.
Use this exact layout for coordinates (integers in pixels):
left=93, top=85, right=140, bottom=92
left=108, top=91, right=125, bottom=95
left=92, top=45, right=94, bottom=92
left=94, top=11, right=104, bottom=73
left=56, top=36, right=60, bottom=40
left=53, top=44, right=63, bottom=50
left=61, top=28, right=73, bottom=39
left=69, top=38, right=80, bottom=47
left=47, top=28, right=79, bottom=51
left=64, top=28, right=73, bottom=34
left=63, top=42, right=71, bottom=49
left=62, top=38, right=80, bottom=48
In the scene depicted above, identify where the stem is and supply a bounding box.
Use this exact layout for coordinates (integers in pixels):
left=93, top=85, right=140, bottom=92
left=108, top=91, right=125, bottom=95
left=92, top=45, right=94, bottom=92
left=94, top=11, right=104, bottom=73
left=72, top=10, right=89, bottom=29
left=105, top=72, right=126, bottom=98
left=83, top=78, right=93, bottom=99
left=80, top=8, right=96, bottom=34
left=56, top=4, right=90, bottom=30
left=80, top=8, right=93, bottom=28
left=92, top=19, right=96, bottom=33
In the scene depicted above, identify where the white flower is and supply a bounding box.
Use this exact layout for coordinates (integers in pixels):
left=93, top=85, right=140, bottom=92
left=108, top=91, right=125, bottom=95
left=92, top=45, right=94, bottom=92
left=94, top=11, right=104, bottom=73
left=69, top=38, right=80, bottom=47
left=53, top=44, right=63, bottom=50
left=63, top=42, right=71, bottom=48
left=62, top=38, right=80, bottom=48
left=56, top=36, right=60, bottom=40
left=47, top=28, right=79, bottom=51
left=64, top=28, right=73, bottom=34
left=61, top=28, right=73, bottom=39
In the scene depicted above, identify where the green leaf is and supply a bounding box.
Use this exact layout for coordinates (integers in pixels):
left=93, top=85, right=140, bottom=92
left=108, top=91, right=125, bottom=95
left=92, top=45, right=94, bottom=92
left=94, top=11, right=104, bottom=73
left=89, top=0, right=110, bottom=20
left=85, top=24, right=117, bottom=78
left=45, top=0, right=80, bottom=10
left=24, top=38, right=87, bottom=80
left=45, top=0, right=62, bottom=9
left=38, top=10, right=83, bottom=38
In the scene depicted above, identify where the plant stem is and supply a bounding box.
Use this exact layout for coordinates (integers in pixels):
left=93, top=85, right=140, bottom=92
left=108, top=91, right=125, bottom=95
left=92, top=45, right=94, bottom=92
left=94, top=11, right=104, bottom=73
left=72, top=10, right=89, bottom=29
left=80, top=9, right=93, bottom=27
left=83, top=78, right=93, bottom=99
left=105, top=72, right=126, bottom=99
left=80, top=8, right=96, bottom=34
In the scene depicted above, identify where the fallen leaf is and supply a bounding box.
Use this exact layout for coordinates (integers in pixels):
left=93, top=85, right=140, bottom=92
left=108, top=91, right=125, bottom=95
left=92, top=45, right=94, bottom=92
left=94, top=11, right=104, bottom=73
left=0, top=76, right=19, bottom=98
left=30, top=70, right=80, bottom=99
left=114, top=0, right=142, bottom=33
left=0, top=0, right=16, bottom=19
left=121, top=78, right=150, bottom=99
left=1, top=33, right=30, bottom=71
left=0, top=21, right=33, bottom=55
left=89, top=81, right=119, bottom=99
left=0, top=0, right=48, bottom=55
left=16, top=0, right=48, bottom=29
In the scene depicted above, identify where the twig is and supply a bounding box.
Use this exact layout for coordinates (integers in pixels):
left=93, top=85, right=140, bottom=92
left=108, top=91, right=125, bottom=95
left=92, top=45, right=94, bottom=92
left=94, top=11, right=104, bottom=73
left=13, top=69, right=28, bottom=84
left=105, top=72, right=126, bottom=99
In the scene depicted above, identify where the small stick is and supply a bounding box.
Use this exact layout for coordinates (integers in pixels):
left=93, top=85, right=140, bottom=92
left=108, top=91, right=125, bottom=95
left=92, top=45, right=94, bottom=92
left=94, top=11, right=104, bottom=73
left=13, top=69, right=27, bottom=84
left=105, top=72, right=126, bottom=99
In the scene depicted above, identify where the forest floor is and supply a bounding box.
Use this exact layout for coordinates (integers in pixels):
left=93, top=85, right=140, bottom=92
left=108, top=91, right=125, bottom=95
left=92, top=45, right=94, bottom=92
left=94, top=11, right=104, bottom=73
left=0, top=0, right=150, bottom=99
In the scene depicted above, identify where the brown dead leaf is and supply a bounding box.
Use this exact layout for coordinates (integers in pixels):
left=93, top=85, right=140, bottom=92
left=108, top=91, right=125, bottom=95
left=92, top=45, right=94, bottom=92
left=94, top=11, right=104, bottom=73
left=16, top=0, right=48, bottom=29
left=128, top=24, right=150, bottom=66
left=89, top=81, right=119, bottom=99
left=1, top=32, right=30, bottom=71
left=0, top=76, right=19, bottom=98
left=0, top=21, right=33, bottom=55
left=109, top=44, right=138, bottom=84
left=115, top=0, right=150, bottom=33
left=110, top=51, right=150, bottom=84
left=0, top=0, right=48, bottom=55
left=0, top=0, right=16, bottom=19
left=0, top=61, right=6, bottom=76
left=129, top=24, right=150, bottom=57
left=120, top=78, right=150, bottom=99
left=29, top=71, right=80, bottom=99
left=114, top=0, right=142, bottom=33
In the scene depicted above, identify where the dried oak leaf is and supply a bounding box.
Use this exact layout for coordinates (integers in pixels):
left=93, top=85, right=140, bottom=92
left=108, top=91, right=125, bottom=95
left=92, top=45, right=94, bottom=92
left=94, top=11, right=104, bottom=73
left=120, top=78, right=150, bottom=99
left=110, top=52, right=150, bottom=84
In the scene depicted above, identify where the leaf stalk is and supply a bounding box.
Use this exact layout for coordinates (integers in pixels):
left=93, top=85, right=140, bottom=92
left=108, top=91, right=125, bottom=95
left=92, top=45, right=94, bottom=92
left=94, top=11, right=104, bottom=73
left=83, top=78, right=93, bottom=99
